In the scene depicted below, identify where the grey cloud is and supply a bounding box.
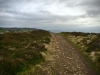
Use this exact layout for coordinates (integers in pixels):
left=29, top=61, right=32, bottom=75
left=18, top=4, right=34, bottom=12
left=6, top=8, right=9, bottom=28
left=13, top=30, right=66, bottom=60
left=58, top=0, right=81, bottom=7
left=0, top=8, right=84, bottom=27
left=76, top=0, right=100, bottom=7
left=75, top=0, right=100, bottom=17
left=87, top=9, right=100, bottom=17
left=0, top=0, right=100, bottom=32
left=0, top=0, right=17, bottom=13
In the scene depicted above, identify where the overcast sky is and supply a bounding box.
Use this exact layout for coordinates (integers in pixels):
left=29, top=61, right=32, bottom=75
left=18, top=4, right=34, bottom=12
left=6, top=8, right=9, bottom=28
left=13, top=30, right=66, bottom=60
left=0, top=0, right=100, bottom=32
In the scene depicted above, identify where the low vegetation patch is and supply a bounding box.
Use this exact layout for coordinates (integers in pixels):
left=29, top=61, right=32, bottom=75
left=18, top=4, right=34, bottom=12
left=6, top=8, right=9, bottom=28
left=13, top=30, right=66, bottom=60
left=0, top=30, right=51, bottom=75
left=61, top=32, right=100, bottom=72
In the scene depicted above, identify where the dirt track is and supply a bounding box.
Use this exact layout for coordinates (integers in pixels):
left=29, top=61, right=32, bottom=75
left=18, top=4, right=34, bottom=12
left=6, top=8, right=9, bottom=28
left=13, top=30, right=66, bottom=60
left=51, top=33, right=98, bottom=75
left=28, top=33, right=98, bottom=75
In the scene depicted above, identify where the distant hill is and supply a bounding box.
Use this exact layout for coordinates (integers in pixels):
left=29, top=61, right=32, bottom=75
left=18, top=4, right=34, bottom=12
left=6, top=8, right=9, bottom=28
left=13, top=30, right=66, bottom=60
left=0, top=27, right=38, bottom=32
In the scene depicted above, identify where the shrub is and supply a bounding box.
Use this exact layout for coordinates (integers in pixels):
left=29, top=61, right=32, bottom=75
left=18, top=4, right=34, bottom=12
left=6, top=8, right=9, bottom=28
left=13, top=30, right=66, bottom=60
left=0, top=30, right=51, bottom=75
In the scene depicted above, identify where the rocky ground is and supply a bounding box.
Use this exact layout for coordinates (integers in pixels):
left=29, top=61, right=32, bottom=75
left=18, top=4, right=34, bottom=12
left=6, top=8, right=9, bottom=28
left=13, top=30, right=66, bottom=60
left=52, top=33, right=98, bottom=75
left=26, top=33, right=98, bottom=75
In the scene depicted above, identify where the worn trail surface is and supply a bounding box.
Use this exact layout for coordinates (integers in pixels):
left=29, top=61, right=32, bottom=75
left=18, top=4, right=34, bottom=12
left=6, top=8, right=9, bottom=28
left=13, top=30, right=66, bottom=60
left=51, top=33, right=97, bottom=75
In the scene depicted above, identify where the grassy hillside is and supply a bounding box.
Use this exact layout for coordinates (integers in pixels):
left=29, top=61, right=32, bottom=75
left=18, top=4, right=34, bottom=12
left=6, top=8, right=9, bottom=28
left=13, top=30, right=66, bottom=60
left=0, top=30, right=51, bottom=75
left=61, top=32, right=100, bottom=72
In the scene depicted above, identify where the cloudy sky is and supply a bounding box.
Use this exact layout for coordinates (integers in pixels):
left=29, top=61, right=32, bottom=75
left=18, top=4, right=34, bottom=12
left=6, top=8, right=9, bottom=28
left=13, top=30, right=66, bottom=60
left=0, top=0, right=100, bottom=32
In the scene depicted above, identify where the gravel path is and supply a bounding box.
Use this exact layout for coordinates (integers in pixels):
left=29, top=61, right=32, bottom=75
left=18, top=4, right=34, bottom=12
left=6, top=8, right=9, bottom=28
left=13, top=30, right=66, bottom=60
left=51, top=33, right=98, bottom=75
